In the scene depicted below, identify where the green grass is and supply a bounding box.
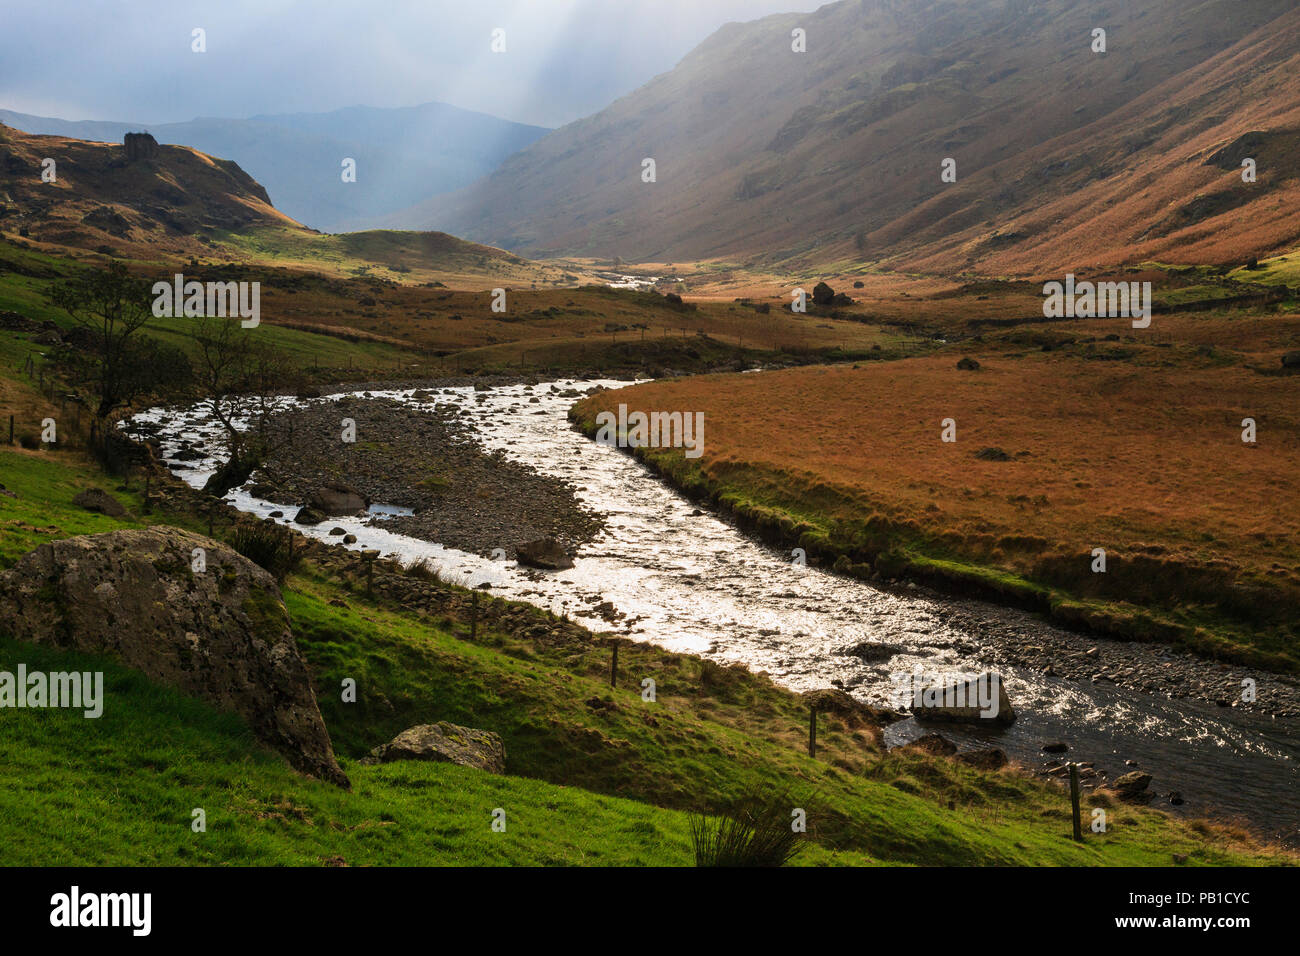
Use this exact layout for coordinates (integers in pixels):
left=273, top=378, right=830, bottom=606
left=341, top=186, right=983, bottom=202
left=0, top=335, right=1292, bottom=866
left=0, top=239, right=410, bottom=375
left=0, top=448, right=149, bottom=567
left=0, top=637, right=710, bottom=866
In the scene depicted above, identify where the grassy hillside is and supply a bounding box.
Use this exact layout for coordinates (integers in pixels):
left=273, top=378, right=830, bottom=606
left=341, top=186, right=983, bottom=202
left=1, top=361, right=1289, bottom=866
left=0, top=121, right=576, bottom=289
left=0, top=236, right=912, bottom=385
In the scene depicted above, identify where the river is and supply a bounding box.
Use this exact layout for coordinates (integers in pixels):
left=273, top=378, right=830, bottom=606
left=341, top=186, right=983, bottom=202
left=130, top=377, right=1300, bottom=846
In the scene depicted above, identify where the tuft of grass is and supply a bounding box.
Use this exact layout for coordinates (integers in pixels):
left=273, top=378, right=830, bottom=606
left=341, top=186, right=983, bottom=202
left=689, top=791, right=806, bottom=867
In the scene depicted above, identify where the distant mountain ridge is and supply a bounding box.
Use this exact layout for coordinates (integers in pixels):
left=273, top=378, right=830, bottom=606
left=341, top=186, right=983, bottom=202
left=0, top=122, right=540, bottom=285
left=0, top=102, right=550, bottom=234
left=400, top=0, right=1300, bottom=274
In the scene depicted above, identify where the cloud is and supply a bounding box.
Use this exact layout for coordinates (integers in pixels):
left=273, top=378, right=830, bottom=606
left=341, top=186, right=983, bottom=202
left=0, top=0, right=827, bottom=127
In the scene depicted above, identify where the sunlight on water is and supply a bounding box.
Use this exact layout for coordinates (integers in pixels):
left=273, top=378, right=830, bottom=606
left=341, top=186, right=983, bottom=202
left=130, top=378, right=1299, bottom=843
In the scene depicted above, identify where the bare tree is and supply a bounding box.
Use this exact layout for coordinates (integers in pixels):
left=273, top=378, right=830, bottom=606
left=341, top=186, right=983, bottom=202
left=49, top=261, right=155, bottom=420
left=193, top=314, right=294, bottom=495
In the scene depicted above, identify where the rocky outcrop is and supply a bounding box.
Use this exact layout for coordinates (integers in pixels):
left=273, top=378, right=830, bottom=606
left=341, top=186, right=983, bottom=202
left=904, top=732, right=957, bottom=756
left=361, top=722, right=506, bottom=773
left=0, top=527, right=348, bottom=787
left=293, top=507, right=327, bottom=526
left=516, top=536, right=574, bottom=570
left=123, top=132, right=158, bottom=162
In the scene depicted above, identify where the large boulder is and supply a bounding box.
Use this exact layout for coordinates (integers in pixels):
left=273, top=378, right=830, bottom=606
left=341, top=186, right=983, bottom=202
left=361, top=722, right=505, bottom=773
left=515, top=536, right=575, bottom=570
left=305, top=482, right=369, bottom=516
left=912, top=671, right=1016, bottom=725
left=811, top=281, right=835, bottom=306
left=0, top=527, right=348, bottom=787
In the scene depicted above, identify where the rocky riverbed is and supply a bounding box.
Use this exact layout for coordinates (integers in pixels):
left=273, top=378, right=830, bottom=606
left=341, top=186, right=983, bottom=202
left=242, top=392, right=603, bottom=559
left=842, top=595, right=1300, bottom=723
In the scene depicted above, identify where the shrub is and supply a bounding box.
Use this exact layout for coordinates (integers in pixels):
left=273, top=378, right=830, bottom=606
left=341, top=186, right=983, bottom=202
left=229, top=522, right=300, bottom=582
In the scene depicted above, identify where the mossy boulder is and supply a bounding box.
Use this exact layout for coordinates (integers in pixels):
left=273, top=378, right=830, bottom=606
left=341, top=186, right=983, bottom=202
left=0, top=526, right=348, bottom=787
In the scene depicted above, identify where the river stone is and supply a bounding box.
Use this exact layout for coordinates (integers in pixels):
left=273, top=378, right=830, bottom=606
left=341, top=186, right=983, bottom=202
left=72, top=487, right=126, bottom=517
left=1109, top=770, right=1153, bottom=803
left=294, top=506, right=327, bottom=525
left=516, top=536, right=574, bottom=570
left=305, top=481, right=369, bottom=516
left=362, top=722, right=505, bottom=773
left=0, top=526, right=349, bottom=788
left=913, top=671, right=1016, bottom=725
left=842, top=641, right=902, bottom=664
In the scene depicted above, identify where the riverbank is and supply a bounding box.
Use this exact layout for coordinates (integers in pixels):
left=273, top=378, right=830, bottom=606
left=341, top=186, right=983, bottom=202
left=570, top=354, right=1300, bottom=677
left=3, top=432, right=1293, bottom=864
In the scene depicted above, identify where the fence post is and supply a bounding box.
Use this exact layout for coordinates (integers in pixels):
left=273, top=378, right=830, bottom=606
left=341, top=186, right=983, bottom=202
left=470, top=589, right=479, bottom=640
left=609, top=641, right=619, bottom=688
left=1069, top=763, right=1083, bottom=842
left=808, top=706, right=818, bottom=758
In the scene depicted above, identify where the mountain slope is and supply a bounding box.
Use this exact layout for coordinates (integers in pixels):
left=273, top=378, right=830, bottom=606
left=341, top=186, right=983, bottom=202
left=0, top=123, right=560, bottom=288
left=0, top=103, right=549, bottom=233
left=0, top=122, right=296, bottom=254
left=405, top=0, right=1300, bottom=273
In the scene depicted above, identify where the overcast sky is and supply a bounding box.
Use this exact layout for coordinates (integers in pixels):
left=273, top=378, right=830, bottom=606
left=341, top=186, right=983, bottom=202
left=1, top=0, right=828, bottom=128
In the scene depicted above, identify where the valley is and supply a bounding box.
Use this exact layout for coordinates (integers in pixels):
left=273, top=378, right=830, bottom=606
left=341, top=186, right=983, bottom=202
left=1, top=0, right=1298, bottom=879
